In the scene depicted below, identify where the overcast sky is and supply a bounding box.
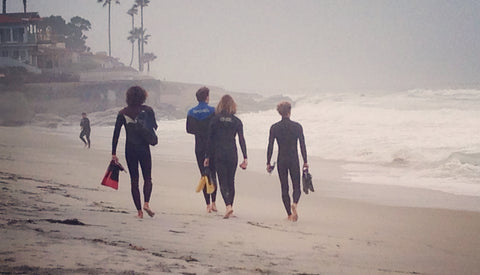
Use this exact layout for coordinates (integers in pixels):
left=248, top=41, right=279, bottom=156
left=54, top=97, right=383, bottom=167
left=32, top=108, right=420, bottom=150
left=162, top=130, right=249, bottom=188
left=7, top=0, right=480, bottom=93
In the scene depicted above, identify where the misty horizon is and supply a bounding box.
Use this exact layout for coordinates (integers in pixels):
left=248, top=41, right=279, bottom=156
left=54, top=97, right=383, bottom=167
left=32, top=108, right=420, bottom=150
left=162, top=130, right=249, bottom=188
left=5, top=0, right=480, bottom=93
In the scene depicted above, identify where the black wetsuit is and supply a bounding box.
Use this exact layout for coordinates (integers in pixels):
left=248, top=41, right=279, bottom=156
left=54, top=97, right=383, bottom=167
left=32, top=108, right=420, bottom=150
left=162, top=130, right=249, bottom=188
left=80, top=117, right=91, bottom=147
left=207, top=113, right=247, bottom=206
left=112, top=105, right=157, bottom=211
left=186, top=102, right=217, bottom=205
left=267, top=117, right=307, bottom=216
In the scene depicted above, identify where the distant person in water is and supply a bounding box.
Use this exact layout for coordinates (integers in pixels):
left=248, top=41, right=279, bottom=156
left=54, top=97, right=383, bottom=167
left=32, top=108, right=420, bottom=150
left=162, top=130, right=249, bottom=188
left=112, top=86, right=157, bottom=219
left=79, top=112, right=91, bottom=148
left=186, top=87, right=218, bottom=213
left=267, top=102, right=308, bottom=222
left=205, top=94, right=247, bottom=219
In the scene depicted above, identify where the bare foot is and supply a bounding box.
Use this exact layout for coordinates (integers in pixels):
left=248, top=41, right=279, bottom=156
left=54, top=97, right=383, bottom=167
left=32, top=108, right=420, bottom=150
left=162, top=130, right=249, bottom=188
left=143, top=203, right=155, bottom=217
left=223, top=205, right=233, bottom=219
left=211, top=202, right=218, bottom=212
left=137, top=210, right=144, bottom=219
left=206, top=204, right=212, bottom=213
left=143, top=207, right=155, bottom=217
left=287, top=215, right=294, bottom=221
left=291, top=204, right=298, bottom=222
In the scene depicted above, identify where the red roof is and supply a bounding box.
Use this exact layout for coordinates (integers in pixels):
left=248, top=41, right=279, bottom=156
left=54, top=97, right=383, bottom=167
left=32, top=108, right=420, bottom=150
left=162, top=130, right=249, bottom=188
left=0, top=12, right=41, bottom=24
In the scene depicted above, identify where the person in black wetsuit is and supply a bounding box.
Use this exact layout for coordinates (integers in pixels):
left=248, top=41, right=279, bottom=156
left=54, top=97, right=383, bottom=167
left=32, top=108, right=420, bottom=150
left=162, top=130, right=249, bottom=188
left=267, top=101, right=308, bottom=222
left=186, top=87, right=218, bottom=213
left=204, top=94, right=248, bottom=219
left=80, top=112, right=91, bottom=148
left=112, top=86, right=158, bottom=219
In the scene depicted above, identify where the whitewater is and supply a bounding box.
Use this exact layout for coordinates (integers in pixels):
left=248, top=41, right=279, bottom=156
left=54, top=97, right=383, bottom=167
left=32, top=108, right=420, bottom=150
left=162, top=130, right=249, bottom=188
left=252, top=89, right=480, bottom=197
left=237, top=88, right=480, bottom=197
left=58, top=88, right=480, bottom=198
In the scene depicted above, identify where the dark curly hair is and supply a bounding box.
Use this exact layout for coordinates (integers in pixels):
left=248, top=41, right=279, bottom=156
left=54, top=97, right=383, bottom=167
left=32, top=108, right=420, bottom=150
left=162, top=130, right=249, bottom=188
left=126, top=86, right=147, bottom=106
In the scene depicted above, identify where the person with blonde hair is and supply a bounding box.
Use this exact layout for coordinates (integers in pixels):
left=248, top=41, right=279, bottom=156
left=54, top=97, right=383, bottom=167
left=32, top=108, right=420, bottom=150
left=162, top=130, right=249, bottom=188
left=204, top=94, right=248, bottom=219
left=267, top=101, right=308, bottom=222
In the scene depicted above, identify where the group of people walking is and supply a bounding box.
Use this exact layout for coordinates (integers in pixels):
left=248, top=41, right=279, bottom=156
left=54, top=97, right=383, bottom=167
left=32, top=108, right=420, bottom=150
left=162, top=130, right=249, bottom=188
left=110, top=86, right=308, bottom=222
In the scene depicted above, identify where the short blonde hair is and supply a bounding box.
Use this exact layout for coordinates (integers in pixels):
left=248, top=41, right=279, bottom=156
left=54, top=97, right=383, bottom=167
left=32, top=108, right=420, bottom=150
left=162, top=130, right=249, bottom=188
left=216, top=94, right=237, bottom=115
left=277, top=101, right=291, bottom=117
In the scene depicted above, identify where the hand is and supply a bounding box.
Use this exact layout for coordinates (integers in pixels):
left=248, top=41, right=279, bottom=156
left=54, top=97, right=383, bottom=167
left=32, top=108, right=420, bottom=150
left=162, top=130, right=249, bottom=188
left=204, top=158, right=209, bottom=167
left=303, top=162, right=309, bottom=170
left=266, top=163, right=273, bottom=173
left=239, top=159, right=248, bottom=170
left=112, top=155, right=119, bottom=163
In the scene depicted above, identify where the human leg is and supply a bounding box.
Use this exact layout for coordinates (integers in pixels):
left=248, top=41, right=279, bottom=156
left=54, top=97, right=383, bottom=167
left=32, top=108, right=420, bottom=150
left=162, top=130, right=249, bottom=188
left=290, top=162, right=301, bottom=204
left=139, top=146, right=154, bottom=217
left=277, top=161, right=292, bottom=216
left=86, top=131, right=91, bottom=148
left=126, top=145, right=142, bottom=216
left=79, top=131, right=87, bottom=145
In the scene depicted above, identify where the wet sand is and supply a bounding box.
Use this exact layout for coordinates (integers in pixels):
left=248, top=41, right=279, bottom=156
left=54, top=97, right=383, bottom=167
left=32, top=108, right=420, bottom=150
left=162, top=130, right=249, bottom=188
left=1, top=126, right=480, bottom=274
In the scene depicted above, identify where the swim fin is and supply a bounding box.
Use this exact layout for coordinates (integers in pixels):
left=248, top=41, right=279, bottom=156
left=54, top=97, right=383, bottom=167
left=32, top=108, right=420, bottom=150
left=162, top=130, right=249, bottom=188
left=302, top=169, right=314, bottom=194
left=196, top=176, right=207, bottom=193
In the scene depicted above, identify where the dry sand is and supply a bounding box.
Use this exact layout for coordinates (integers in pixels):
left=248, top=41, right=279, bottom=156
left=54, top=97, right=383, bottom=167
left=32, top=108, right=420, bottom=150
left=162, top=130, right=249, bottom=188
left=1, top=126, right=480, bottom=274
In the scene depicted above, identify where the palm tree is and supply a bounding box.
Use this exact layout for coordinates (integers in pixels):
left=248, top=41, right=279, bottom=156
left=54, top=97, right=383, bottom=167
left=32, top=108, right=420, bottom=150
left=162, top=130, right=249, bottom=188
left=22, top=0, right=26, bottom=13
left=128, top=27, right=143, bottom=71
left=135, top=0, right=149, bottom=71
left=127, top=5, right=138, bottom=67
left=2, top=0, right=6, bottom=14
left=142, top=52, right=157, bottom=72
left=97, top=0, right=120, bottom=57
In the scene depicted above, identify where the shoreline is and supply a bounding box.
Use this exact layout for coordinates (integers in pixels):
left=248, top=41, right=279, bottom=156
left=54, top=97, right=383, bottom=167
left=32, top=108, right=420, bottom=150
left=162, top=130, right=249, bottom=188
left=1, top=126, right=480, bottom=274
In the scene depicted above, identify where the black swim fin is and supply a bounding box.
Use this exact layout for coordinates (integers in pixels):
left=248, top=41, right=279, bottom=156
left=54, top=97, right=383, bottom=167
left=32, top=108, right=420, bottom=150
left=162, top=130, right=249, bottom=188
left=302, top=169, right=314, bottom=194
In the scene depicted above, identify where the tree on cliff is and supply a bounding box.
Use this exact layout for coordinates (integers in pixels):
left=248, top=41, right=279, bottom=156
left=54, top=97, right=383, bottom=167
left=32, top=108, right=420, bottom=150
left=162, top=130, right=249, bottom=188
left=66, top=16, right=92, bottom=52
left=142, top=52, right=156, bottom=72
left=39, top=15, right=91, bottom=52
left=97, top=0, right=120, bottom=57
left=2, top=0, right=7, bottom=14
left=23, top=0, right=26, bottom=13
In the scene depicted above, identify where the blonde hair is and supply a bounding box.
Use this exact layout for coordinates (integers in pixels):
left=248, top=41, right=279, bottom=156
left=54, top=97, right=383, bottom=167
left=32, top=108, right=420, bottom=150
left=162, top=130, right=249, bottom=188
left=277, top=101, right=291, bottom=117
left=216, top=94, right=237, bottom=115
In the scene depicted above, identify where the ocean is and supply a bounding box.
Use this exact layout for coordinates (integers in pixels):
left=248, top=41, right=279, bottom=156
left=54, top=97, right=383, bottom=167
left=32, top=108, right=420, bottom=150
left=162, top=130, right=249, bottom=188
left=241, top=89, right=480, bottom=197
left=70, top=88, right=480, bottom=198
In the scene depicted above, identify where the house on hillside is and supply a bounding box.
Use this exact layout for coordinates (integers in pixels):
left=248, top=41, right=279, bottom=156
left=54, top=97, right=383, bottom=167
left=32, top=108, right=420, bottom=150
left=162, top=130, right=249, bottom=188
left=0, top=12, right=41, bottom=68
left=1, top=12, right=135, bottom=82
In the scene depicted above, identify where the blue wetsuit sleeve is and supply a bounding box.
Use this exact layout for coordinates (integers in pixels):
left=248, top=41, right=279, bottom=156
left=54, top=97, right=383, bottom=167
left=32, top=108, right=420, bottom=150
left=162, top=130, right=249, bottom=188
left=237, top=119, right=247, bottom=159
left=298, top=124, right=307, bottom=163
left=112, top=114, right=124, bottom=155
left=266, top=125, right=275, bottom=164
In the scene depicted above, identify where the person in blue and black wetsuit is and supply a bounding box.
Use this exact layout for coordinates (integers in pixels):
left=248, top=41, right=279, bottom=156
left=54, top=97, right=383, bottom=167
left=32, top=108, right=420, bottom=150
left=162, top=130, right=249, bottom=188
left=267, top=101, right=308, bottom=222
left=186, top=87, right=218, bottom=213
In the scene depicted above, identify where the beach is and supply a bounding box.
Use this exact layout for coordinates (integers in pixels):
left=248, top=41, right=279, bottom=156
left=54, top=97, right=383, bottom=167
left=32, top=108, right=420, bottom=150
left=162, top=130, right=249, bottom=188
left=1, top=125, right=480, bottom=275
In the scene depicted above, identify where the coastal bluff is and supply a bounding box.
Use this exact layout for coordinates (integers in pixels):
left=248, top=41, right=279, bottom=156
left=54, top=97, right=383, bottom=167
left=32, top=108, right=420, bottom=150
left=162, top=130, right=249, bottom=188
left=0, top=79, right=289, bottom=126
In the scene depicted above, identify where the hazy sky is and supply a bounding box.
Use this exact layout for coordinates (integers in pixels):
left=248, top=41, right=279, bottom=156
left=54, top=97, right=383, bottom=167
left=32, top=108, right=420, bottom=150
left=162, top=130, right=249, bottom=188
left=7, top=0, right=480, bottom=93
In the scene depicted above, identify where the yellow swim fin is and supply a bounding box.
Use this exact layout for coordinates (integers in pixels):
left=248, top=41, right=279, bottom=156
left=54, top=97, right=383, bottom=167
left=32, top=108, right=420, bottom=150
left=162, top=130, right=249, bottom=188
left=196, top=176, right=207, bottom=193
left=206, top=175, right=216, bottom=194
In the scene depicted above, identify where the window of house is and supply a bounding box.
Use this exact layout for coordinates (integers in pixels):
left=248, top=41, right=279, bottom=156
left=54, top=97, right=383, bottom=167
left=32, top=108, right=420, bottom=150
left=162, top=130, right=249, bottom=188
left=1, top=50, right=8, bottom=57
left=0, top=28, right=12, bottom=43
left=12, top=28, right=25, bottom=43
left=19, top=50, right=26, bottom=60
left=13, top=50, right=19, bottom=59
